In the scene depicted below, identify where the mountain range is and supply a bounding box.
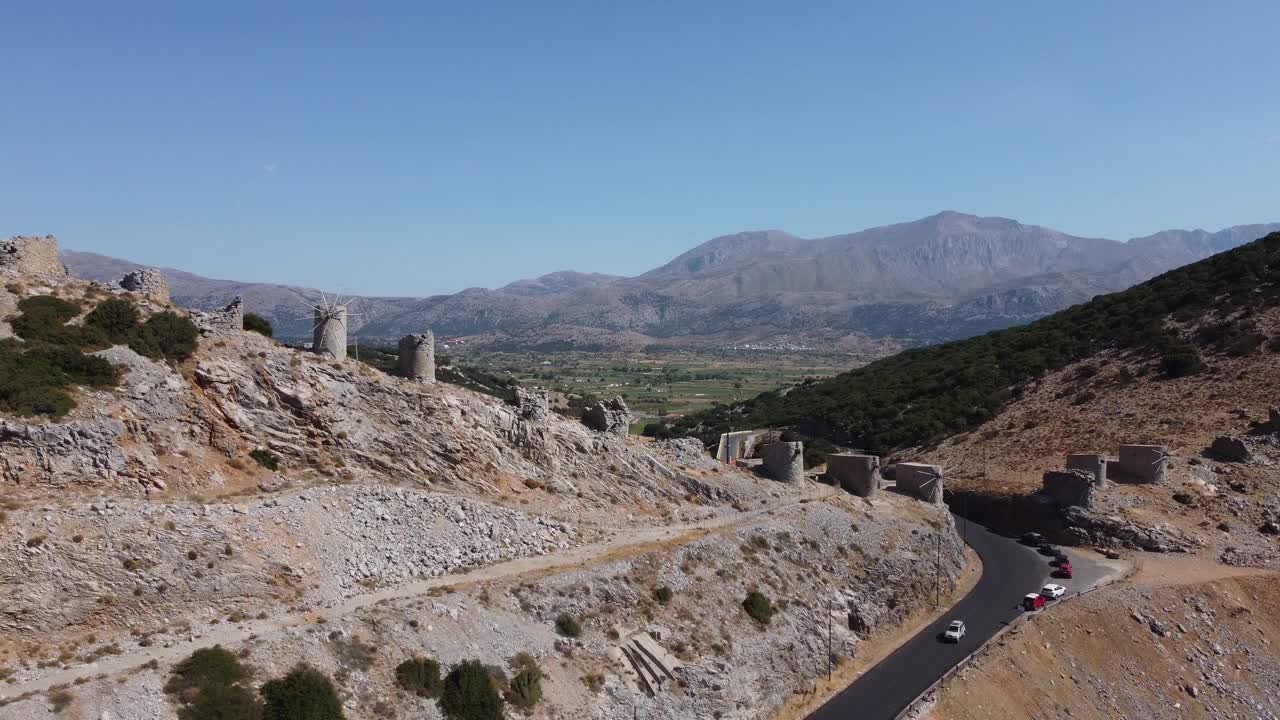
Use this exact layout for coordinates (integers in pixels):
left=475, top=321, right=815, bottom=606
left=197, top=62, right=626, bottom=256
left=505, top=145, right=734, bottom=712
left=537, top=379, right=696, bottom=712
left=60, top=211, right=1280, bottom=351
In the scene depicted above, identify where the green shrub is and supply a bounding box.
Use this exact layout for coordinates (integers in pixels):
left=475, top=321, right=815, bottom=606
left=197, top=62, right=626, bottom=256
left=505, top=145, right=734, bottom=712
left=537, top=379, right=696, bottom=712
left=85, top=298, right=140, bottom=343
left=506, top=663, right=542, bottom=711
left=166, top=646, right=250, bottom=697
left=395, top=656, right=443, bottom=697
left=244, top=313, right=274, bottom=338
left=259, top=665, right=344, bottom=720
left=249, top=449, right=280, bottom=471
left=743, top=591, right=773, bottom=626
left=654, top=586, right=673, bottom=605
left=130, top=311, right=199, bottom=361
left=11, top=295, right=82, bottom=345
left=182, top=681, right=263, bottom=720
left=1160, top=345, right=1203, bottom=378
left=554, top=614, right=581, bottom=638
left=439, top=660, right=504, bottom=720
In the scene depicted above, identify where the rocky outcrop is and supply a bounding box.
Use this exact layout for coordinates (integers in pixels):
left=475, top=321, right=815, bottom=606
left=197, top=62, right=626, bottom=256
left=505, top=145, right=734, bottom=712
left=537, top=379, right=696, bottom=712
left=0, top=419, right=128, bottom=485
left=191, top=296, right=244, bottom=334
left=582, top=396, right=630, bottom=436
left=0, top=235, right=65, bottom=278
left=1209, top=436, right=1251, bottom=463
left=1060, top=506, right=1195, bottom=552
left=119, top=268, right=170, bottom=303
left=1042, top=468, right=1098, bottom=509
left=512, top=387, right=550, bottom=422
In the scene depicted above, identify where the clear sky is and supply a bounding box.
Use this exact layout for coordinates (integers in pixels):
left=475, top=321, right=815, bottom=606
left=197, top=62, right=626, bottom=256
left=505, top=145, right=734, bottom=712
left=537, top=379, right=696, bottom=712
left=3, top=2, right=1278, bottom=296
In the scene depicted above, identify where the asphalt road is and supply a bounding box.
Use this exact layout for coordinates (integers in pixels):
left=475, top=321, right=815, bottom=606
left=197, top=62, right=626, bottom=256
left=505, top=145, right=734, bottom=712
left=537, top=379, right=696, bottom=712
left=808, top=519, right=1050, bottom=720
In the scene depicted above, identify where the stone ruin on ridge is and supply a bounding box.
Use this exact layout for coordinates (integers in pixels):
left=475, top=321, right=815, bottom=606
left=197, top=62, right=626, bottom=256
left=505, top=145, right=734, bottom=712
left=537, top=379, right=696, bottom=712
left=582, top=396, right=631, bottom=436
left=397, top=332, right=436, bottom=382
left=0, top=235, right=66, bottom=279
left=119, top=268, right=170, bottom=304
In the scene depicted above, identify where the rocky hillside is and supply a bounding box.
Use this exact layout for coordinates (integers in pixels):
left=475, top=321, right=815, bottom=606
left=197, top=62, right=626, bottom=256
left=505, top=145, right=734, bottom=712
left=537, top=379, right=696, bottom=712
left=0, top=236, right=967, bottom=720
left=60, top=213, right=1280, bottom=349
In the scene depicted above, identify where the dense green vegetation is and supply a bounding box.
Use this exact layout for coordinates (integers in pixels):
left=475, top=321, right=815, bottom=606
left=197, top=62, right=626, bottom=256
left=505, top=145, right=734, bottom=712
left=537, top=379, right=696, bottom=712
left=395, top=656, right=443, bottom=697
left=743, top=590, right=774, bottom=626
left=504, top=654, right=543, bottom=711
left=165, top=646, right=261, bottom=720
left=1, top=296, right=123, bottom=418
left=675, top=231, right=1280, bottom=454
left=439, top=660, right=505, bottom=720
left=259, top=665, right=345, bottom=720
left=130, top=311, right=200, bottom=361
left=244, top=312, right=274, bottom=338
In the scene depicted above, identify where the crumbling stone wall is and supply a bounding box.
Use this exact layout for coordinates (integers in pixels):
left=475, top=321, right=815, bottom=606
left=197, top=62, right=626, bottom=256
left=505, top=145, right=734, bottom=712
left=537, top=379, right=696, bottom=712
left=1066, top=453, right=1107, bottom=486
left=895, top=462, right=944, bottom=504
left=119, top=268, right=170, bottom=303
left=827, top=453, right=881, bottom=497
left=0, top=235, right=66, bottom=278
left=762, top=442, right=804, bottom=483
left=1115, top=444, right=1167, bottom=484
left=1042, top=468, right=1097, bottom=508
left=313, top=306, right=348, bottom=360
left=192, top=297, right=244, bottom=334
left=397, top=332, right=435, bottom=382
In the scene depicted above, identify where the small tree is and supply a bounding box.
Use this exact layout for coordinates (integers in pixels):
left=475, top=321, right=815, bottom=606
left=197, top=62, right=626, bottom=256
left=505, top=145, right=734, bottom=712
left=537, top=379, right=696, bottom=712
left=250, top=449, right=280, bottom=471
left=506, top=664, right=542, bottom=711
left=85, top=298, right=140, bottom=343
left=395, top=657, right=443, bottom=698
left=259, top=665, right=344, bottom=720
left=244, top=313, right=274, bottom=338
left=554, top=614, right=581, bottom=638
left=439, top=660, right=504, bottom=720
left=743, top=591, right=773, bottom=626
left=131, top=311, right=199, bottom=361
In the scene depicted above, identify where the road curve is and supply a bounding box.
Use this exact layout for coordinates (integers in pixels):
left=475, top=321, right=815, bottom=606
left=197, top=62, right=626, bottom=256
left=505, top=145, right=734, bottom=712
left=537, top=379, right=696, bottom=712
left=808, top=518, right=1049, bottom=720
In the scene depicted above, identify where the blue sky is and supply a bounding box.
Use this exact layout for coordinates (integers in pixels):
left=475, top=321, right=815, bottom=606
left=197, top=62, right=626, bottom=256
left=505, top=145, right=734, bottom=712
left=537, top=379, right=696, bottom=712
left=3, top=2, right=1278, bottom=296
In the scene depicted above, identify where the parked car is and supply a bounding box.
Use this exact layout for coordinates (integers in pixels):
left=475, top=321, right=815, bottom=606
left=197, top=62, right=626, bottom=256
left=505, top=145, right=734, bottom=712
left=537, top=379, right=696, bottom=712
left=1038, top=543, right=1061, bottom=557
left=1050, top=553, right=1069, bottom=567
left=1021, top=532, right=1044, bottom=546
left=1023, top=593, right=1047, bottom=611
left=1040, top=583, right=1067, bottom=599
left=943, top=620, right=966, bottom=642
left=1054, top=562, right=1073, bottom=579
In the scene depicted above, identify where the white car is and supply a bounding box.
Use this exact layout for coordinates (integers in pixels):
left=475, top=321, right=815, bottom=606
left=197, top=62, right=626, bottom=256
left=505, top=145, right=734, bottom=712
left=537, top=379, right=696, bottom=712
left=943, top=620, right=966, bottom=642
left=1040, top=583, right=1067, bottom=599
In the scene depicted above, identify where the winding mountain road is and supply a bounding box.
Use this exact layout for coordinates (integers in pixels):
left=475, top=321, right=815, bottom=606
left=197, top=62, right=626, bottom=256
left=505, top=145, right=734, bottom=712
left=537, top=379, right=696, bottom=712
left=808, top=520, right=1051, bottom=720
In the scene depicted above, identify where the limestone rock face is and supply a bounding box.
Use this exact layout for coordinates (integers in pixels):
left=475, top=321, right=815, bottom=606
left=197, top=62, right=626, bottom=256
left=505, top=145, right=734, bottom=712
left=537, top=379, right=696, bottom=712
left=119, top=268, right=170, bottom=303
left=1209, top=436, right=1251, bottom=463
left=0, top=235, right=66, bottom=278
left=513, top=387, right=550, bottom=422
left=582, top=396, right=630, bottom=436
left=1042, top=468, right=1097, bottom=509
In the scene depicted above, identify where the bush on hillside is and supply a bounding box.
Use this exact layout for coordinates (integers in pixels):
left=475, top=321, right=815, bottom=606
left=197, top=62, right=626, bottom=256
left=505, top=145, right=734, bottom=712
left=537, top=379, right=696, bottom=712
left=554, top=614, right=581, bottom=638
left=0, top=339, right=117, bottom=418
left=438, top=660, right=504, bottom=720
left=249, top=449, right=280, bottom=471
left=85, top=297, right=141, bottom=343
left=654, top=586, right=673, bottom=605
left=166, top=646, right=250, bottom=696
left=244, top=313, right=274, bottom=338
left=10, top=295, right=82, bottom=345
left=743, top=591, right=773, bottom=626
left=166, top=645, right=262, bottom=720
left=395, top=656, right=443, bottom=697
left=130, top=311, right=199, bottom=361
left=506, top=662, right=542, bottom=711
left=259, top=665, right=344, bottom=720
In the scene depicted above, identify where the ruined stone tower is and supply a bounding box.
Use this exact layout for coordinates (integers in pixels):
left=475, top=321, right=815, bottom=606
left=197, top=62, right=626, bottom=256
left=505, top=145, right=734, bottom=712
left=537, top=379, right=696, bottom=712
left=313, top=305, right=348, bottom=360
left=397, top=332, right=435, bottom=382
left=119, top=268, right=170, bottom=303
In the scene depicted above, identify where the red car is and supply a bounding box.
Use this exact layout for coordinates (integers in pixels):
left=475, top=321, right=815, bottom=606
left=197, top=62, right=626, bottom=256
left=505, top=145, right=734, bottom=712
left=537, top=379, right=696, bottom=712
left=1023, top=593, right=1047, bottom=611
left=1054, top=562, right=1073, bottom=579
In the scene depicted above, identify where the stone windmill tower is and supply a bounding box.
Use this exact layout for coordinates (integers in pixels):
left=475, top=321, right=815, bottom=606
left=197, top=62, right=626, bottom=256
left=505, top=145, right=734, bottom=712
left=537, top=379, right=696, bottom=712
left=300, top=292, right=358, bottom=361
